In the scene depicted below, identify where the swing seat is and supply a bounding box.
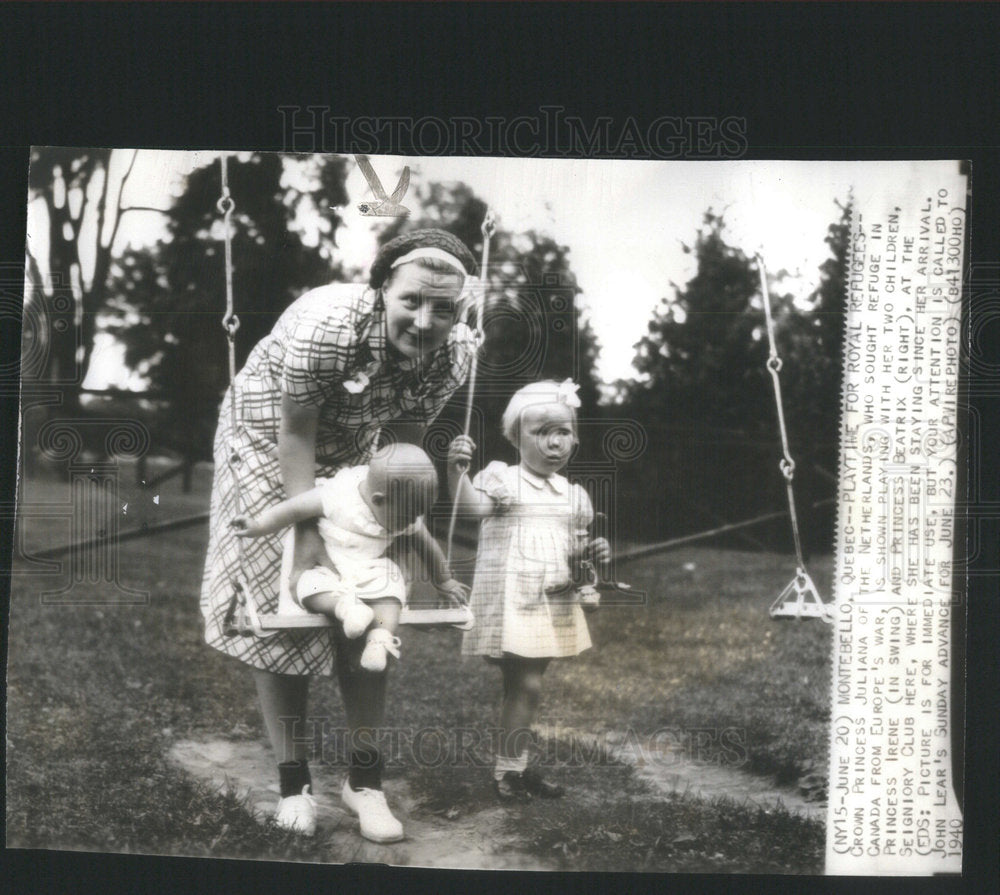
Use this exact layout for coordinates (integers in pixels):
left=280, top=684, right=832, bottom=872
left=225, top=560, right=476, bottom=635
left=250, top=606, right=475, bottom=629
left=224, top=605, right=262, bottom=638
left=242, top=539, right=478, bottom=632
left=231, top=599, right=474, bottom=633
left=400, top=604, right=475, bottom=629
left=236, top=606, right=475, bottom=631
left=769, top=571, right=834, bottom=623
left=223, top=578, right=280, bottom=638
left=258, top=613, right=335, bottom=629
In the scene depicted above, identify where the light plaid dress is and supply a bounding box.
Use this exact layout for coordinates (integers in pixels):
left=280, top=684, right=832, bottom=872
left=462, top=462, right=594, bottom=659
left=201, top=283, right=474, bottom=675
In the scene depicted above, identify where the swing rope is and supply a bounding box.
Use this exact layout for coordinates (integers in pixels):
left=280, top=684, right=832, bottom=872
left=755, top=253, right=832, bottom=623
left=218, top=156, right=269, bottom=637
left=756, top=254, right=807, bottom=573
left=446, top=209, right=496, bottom=564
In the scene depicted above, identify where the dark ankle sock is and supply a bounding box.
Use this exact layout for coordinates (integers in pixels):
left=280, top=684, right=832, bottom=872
left=348, top=748, right=383, bottom=791
left=278, top=760, right=312, bottom=798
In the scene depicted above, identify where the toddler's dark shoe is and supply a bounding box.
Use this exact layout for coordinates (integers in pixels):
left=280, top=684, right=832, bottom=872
left=493, top=771, right=529, bottom=801
left=520, top=768, right=564, bottom=798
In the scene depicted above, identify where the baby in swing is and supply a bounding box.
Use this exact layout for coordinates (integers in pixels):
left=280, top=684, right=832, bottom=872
left=232, top=442, right=468, bottom=670
left=447, top=379, right=611, bottom=799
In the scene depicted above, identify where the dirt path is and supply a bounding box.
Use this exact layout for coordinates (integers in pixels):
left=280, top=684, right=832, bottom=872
left=168, top=739, right=555, bottom=870
left=542, top=726, right=826, bottom=822
left=170, top=730, right=825, bottom=868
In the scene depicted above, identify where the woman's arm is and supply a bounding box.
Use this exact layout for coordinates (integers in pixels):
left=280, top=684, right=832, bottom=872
left=278, top=393, right=327, bottom=583
left=279, top=393, right=320, bottom=497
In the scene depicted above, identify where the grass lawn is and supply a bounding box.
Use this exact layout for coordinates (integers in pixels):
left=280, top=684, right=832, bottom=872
left=555, top=549, right=834, bottom=784
left=6, top=470, right=831, bottom=872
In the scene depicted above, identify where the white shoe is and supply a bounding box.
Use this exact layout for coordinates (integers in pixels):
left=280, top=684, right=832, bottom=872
left=360, top=629, right=402, bottom=672
left=296, top=570, right=374, bottom=638
left=335, top=594, right=375, bottom=640
left=341, top=779, right=404, bottom=843
left=274, top=784, right=317, bottom=836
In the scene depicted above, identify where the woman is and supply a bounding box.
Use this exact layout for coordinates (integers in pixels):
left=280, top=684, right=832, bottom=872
left=200, top=229, right=478, bottom=842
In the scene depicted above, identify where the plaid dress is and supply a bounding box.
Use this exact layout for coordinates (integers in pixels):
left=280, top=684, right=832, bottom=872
left=201, top=283, right=474, bottom=675
left=462, top=462, right=594, bottom=659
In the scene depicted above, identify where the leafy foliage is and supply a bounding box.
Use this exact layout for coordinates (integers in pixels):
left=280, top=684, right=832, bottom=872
left=104, top=153, right=349, bottom=459
left=615, top=207, right=849, bottom=548
left=626, top=211, right=774, bottom=430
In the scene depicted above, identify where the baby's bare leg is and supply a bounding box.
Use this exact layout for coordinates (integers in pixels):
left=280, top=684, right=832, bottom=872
left=299, top=589, right=342, bottom=620
left=297, top=556, right=344, bottom=621
left=297, top=566, right=374, bottom=639
left=365, top=597, right=401, bottom=634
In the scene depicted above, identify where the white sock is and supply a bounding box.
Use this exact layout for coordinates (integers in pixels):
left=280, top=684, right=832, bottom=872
left=494, top=751, right=528, bottom=781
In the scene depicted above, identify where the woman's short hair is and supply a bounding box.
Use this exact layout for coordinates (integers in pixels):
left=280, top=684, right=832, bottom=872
left=369, top=229, right=477, bottom=289
left=501, top=380, right=579, bottom=446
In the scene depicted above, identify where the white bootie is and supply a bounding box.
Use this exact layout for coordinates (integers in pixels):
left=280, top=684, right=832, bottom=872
left=341, top=779, right=404, bottom=843
left=334, top=593, right=375, bottom=639
left=274, top=785, right=317, bottom=836
left=295, top=569, right=373, bottom=638
left=360, top=628, right=402, bottom=672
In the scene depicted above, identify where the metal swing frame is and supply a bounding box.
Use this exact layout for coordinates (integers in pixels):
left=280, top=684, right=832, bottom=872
left=755, top=254, right=834, bottom=623
left=221, top=156, right=491, bottom=637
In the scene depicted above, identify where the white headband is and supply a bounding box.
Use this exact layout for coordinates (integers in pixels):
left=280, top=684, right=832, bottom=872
left=389, top=247, right=469, bottom=281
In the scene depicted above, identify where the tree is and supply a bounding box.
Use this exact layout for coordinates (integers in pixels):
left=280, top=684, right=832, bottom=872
left=25, top=149, right=147, bottom=396
left=781, top=200, right=850, bottom=452
left=616, top=208, right=849, bottom=547
left=772, top=200, right=851, bottom=535
left=104, top=153, right=350, bottom=460
left=21, top=149, right=165, bottom=476
left=625, top=211, right=781, bottom=430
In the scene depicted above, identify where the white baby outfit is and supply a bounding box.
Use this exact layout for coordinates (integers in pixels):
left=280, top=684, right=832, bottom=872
left=278, top=465, right=417, bottom=614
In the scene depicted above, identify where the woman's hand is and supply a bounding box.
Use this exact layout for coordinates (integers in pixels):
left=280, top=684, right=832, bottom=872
left=435, top=578, right=471, bottom=607
left=588, top=537, right=611, bottom=566
left=447, top=435, right=476, bottom=475
left=230, top=515, right=266, bottom=538
left=289, top=521, right=326, bottom=592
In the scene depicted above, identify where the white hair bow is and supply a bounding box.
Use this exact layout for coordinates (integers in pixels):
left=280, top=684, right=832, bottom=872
left=556, top=378, right=582, bottom=408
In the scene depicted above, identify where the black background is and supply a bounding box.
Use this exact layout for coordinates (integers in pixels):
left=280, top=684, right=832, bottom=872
left=1, top=3, right=997, bottom=894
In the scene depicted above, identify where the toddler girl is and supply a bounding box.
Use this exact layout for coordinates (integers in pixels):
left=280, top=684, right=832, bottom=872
left=447, top=380, right=609, bottom=799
